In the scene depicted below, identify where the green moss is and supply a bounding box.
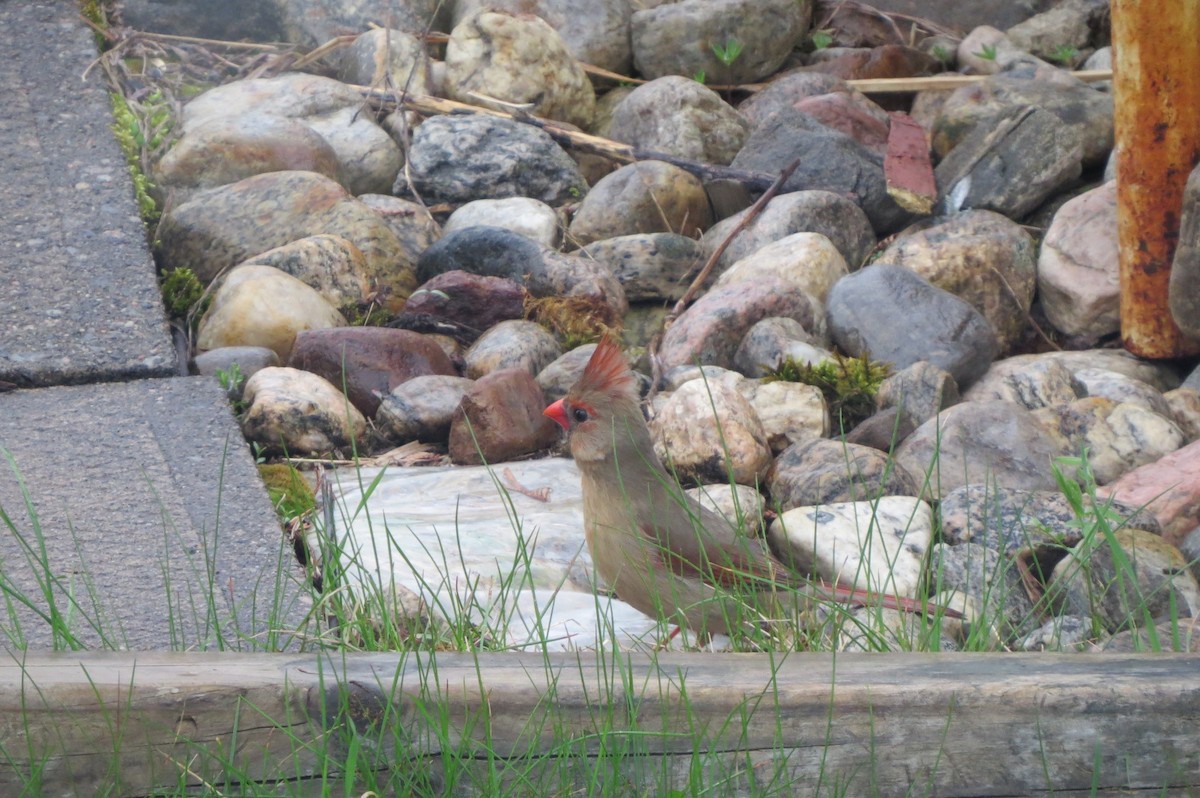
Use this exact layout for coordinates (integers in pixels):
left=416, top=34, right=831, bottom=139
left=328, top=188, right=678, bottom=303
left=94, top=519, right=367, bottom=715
left=108, top=92, right=161, bottom=223
left=258, top=463, right=317, bottom=523
left=160, top=267, right=210, bottom=323
left=766, top=352, right=891, bottom=431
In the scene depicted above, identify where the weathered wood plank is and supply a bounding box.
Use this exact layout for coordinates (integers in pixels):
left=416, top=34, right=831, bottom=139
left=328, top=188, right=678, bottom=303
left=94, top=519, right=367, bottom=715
left=0, top=651, right=1197, bottom=797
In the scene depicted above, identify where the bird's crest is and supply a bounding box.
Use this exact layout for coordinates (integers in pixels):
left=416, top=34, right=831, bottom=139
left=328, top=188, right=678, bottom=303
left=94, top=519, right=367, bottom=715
left=576, top=336, right=637, bottom=402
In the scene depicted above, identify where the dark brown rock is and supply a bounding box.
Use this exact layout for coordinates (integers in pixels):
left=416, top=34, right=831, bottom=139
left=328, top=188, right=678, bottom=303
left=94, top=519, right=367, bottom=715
left=448, top=368, right=560, bottom=464
left=403, top=271, right=528, bottom=338
left=287, top=328, right=457, bottom=417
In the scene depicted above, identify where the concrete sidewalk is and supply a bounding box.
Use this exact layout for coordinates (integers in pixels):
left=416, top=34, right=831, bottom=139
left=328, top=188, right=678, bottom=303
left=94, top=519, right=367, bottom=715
left=0, top=1, right=308, bottom=649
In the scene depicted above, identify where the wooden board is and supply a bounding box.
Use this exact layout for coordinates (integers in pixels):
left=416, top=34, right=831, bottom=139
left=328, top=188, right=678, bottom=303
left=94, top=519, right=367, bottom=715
left=0, top=650, right=1197, bottom=796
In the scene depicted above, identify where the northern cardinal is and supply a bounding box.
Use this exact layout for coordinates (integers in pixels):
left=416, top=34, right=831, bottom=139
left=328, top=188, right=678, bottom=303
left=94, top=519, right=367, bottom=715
left=544, top=337, right=946, bottom=644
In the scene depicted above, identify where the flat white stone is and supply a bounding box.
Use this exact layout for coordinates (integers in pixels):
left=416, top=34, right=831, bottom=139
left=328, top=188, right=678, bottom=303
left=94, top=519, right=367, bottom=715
left=326, top=457, right=670, bottom=651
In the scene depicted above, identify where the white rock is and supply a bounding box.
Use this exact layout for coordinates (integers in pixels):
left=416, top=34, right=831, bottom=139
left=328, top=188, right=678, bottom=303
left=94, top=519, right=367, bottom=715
left=769, top=497, right=934, bottom=599
left=736, top=379, right=828, bottom=453
left=242, top=366, right=366, bottom=454
left=443, top=197, right=561, bottom=248
left=716, top=232, right=848, bottom=304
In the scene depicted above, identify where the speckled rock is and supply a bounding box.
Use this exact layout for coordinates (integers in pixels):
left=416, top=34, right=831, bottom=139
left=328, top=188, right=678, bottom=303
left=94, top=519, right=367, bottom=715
left=736, top=379, right=827, bottom=453
left=577, top=233, right=704, bottom=303
left=895, top=400, right=1073, bottom=500
left=242, top=234, right=370, bottom=311
left=337, top=27, right=433, bottom=93
left=930, top=541, right=1040, bottom=643
left=416, top=226, right=627, bottom=318
left=445, top=10, right=595, bottom=129
left=735, top=72, right=849, bottom=128
left=1038, top=181, right=1120, bottom=340
left=401, top=271, right=528, bottom=339
left=568, top=161, right=712, bottom=247
left=875, top=361, right=960, bottom=428
left=939, top=484, right=1158, bottom=555
left=156, top=171, right=418, bottom=309
left=402, top=114, right=587, bottom=206
left=967, top=350, right=1181, bottom=398
left=767, top=438, right=919, bottom=510
left=658, top=277, right=823, bottom=371
left=451, top=0, right=633, bottom=74
left=1048, top=528, right=1200, bottom=633
left=241, top=366, right=366, bottom=455
left=287, top=327, right=458, bottom=417
left=606, top=76, right=749, bottom=166
left=731, top=108, right=907, bottom=233
left=448, top=368, right=560, bottom=465
left=443, top=198, right=561, bottom=249
left=1033, top=397, right=1184, bottom=485
left=356, top=194, right=442, bottom=261
left=196, top=264, right=346, bottom=361
left=826, top=264, right=999, bottom=388
left=1074, top=369, right=1174, bottom=418
left=770, top=497, right=933, bottom=598
left=630, top=0, right=811, bottom=84
left=376, top=374, right=476, bottom=444
left=701, top=191, right=875, bottom=272
left=463, top=320, right=563, bottom=379
left=1165, top=388, right=1200, bottom=442
left=714, top=232, right=848, bottom=305
left=875, top=211, right=1036, bottom=353
left=650, top=375, right=772, bottom=486
left=961, top=354, right=1079, bottom=409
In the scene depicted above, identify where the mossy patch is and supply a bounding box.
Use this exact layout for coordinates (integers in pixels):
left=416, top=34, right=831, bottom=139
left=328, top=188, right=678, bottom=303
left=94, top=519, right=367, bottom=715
left=258, top=463, right=317, bottom=523
left=766, top=352, right=891, bottom=431
left=524, top=294, right=620, bottom=349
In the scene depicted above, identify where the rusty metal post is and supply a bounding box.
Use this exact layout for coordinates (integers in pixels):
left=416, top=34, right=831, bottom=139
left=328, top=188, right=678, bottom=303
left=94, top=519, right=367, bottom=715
left=1112, top=0, right=1200, bottom=358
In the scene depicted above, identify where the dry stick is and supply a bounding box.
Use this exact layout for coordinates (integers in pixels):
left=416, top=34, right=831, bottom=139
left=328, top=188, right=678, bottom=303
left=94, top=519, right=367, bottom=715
left=645, top=159, right=801, bottom=396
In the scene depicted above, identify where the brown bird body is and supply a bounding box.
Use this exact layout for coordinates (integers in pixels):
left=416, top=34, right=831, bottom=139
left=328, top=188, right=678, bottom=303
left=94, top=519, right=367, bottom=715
left=544, top=338, right=928, bottom=642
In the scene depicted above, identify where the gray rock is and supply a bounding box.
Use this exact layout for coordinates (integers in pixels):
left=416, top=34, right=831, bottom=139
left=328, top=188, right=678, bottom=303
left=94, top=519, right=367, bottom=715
left=337, top=27, right=433, bottom=94
left=568, top=161, right=712, bottom=247
left=876, top=361, right=960, bottom=428
left=935, top=105, right=1083, bottom=220
left=968, top=349, right=1182, bottom=397
left=895, top=400, right=1073, bottom=499
left=193, top=346, right=280, bottom=399
left=1004, top=0, right=1109, bottom=60
left=578, top=233, right=704, bottom=303
left=1074, top=369, right=1175, bottom=418
left=607, top=76, right=749, bottom=166
left=156, top=171, right=418, bottom=309
left=1169, top=164, right=1200, bottom=339
left=1047, top=528, right=1200, bottom=634
left=826, top=264, right=999, bottom=388
left=536, top=344, right=598, bottom=404
left=876, top=210, right=1036, bottom=354
left=630, top=0, right=811, bottom=84
left=119, top=0, right=286, bottom=41
left=767, top=438, right=919, bottom=510
left=417, top=226, right=627, bottom=318
left=731, top=108, right=908, bottom=233
left=701, top=190, right=876, bottom=272
left=402, top=115, right=587, bottom=206
left=279, top=0, right=444, bottom=48
left=929, top=542, right=1041, bottom=644
left=464, top=320, right=563, bottom=379
left=376, top=374, right=475, bottom=444
left=733, top=317, right=829, bottom=378
left=933, top=72, right=1114, bottom=166
left=1018, top=615, right=1094, bottom=652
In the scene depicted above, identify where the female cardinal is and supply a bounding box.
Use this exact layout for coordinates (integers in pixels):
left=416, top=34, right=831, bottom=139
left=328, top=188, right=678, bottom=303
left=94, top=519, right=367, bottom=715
left=544, top=337, right=936, bottom=645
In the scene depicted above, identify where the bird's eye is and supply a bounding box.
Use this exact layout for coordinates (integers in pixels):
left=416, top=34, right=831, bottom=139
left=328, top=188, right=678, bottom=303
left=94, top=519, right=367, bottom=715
left=572, top=406, right=589, bottom=423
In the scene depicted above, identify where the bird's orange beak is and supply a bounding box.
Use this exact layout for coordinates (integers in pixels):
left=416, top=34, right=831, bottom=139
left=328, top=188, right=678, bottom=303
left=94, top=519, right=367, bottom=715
left=543, top=399, right=569, bottom=430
